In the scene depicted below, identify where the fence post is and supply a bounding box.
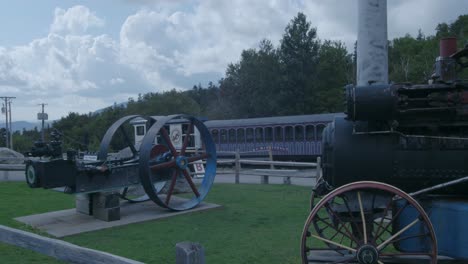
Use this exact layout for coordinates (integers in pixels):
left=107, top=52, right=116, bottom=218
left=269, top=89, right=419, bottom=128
left=260, top=148, right=272, bottom=184
left=235, top=149, right=240, bottom=184
left=316, top=156, right=322, bottom=180
left=176, top=241, right=205, bottom=264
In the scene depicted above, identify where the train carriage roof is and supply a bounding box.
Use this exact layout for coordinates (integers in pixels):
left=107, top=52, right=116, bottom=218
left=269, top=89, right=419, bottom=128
left=204, top=113, right=343, bottom=129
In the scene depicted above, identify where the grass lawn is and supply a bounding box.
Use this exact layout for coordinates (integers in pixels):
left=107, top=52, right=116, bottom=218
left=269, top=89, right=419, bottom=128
left=0, top=182, right=312, bottom=263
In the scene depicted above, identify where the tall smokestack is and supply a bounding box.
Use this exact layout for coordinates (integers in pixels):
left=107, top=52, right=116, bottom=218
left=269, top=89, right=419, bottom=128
left=357, top=0, right=388, bottom=85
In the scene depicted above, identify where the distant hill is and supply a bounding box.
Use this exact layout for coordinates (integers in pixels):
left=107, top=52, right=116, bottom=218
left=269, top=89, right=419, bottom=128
left=0, top=102, right=125, bottom=133
left=0, top=121, right=51, bottom=132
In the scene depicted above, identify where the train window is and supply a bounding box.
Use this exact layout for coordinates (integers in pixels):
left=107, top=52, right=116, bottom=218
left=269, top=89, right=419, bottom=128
left=306, top=125, right=315, bottom=140
left=265, top=127, right=273, bottom=142
left=274, top=126, right=283, bottom=141
left=211, top=129, right=219, bottom=144
left=246, top=128, right=254, bottom=143
left=229, top=129, right=236, bottom=143
left=220, top=129, right=227, bottom=143
left=285, top=126, right=294, bottom=141
left=255, top=127, right=263, bottom=142
left=237, top=128, right=245, bottom=143
left=295, top=126, right=304, bottom=141
left=317, top=125, right=325, bottom=140
left=136, top=125, right=145, bottom=136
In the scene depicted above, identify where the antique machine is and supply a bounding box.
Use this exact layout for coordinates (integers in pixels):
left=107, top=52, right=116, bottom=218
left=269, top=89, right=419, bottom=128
left=25, top=114, right=216, bottom=219
left=301, top=38, right=468, bottom=264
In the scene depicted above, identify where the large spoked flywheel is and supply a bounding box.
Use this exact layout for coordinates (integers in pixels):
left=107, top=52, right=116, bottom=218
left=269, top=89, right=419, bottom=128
left=139, top=114, right=216, bottom=211
left=301, top=181, right=437, bottom=264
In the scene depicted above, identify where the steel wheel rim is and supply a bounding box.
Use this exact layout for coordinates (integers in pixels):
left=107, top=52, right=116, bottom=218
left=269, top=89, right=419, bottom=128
left=301, top=181, right=438, bottom=264
left=139, top=114, right=216, bottom=211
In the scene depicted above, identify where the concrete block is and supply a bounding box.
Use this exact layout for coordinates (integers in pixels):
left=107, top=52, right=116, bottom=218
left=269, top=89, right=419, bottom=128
left=92, top=192, right=120, bottom=209
left=93, top=207, right=120, bottom=222
left=176, top=241, right=205, bottom=264
left=75, top=194, right=93, bottom=215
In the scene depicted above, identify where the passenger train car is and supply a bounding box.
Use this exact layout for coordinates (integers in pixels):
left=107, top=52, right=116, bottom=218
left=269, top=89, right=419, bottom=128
left=204, top=113, right=340, bottom=161
left=131, top=113, right=340, bottom=162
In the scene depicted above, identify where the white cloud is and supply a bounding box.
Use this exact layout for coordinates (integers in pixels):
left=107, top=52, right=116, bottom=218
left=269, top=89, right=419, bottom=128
left=1, top=1, right=468, bottom=122
left=50, top=5, right=105, bottom=35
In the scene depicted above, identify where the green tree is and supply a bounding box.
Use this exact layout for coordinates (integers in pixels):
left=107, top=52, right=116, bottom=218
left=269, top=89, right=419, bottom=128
left=279, top=12, right=319, bottom=114
left=315, top=40, right=353, bottom=112
left=219, top=39, right=282, bottom=118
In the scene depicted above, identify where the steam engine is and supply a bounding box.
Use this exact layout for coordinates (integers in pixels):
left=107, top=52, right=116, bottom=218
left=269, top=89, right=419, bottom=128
left=322, top=38, right=468, bottom=194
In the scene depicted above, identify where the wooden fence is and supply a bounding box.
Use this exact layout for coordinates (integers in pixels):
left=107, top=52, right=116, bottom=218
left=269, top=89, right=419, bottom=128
left=0, top=225, right=143, bottom=264
left=216, top=149, right=321, bottom=185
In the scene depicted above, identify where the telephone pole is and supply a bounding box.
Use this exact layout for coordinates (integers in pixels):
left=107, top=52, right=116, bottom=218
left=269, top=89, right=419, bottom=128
left=1, top=96, right=15, bottom=149
left=38, top=103, right=48, bottom=141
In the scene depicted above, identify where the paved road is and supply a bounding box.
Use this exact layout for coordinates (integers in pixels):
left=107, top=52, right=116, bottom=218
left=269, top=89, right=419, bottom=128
left=2, top=168, right=316, bottom=187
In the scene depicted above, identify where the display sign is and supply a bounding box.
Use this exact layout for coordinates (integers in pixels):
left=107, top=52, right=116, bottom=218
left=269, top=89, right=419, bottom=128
left=37, top=113, right=48, bottom=120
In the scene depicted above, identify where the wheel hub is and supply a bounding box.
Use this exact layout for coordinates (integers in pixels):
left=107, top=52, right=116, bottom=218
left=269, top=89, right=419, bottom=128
left=357, top=244, right=379, bottom=264
left=176, top=156, right=189, bottom=170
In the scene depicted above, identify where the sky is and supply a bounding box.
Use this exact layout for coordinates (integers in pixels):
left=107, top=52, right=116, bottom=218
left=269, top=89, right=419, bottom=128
left=0, top=0, right=467, bottom=122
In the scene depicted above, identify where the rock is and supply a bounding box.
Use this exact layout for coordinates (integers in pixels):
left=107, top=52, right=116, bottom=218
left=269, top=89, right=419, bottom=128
left=0, top=148, right=24, bottom=164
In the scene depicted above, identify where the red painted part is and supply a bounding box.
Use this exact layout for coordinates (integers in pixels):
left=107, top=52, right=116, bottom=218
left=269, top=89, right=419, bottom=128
left=462, top=91, right=468, bottom=104
left=440, top=37, right=457, bottom=57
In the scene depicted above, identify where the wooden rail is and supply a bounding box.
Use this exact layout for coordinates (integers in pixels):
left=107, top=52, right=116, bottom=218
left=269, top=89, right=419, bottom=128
left=217, top=149, right=320, bottom=185
left=0, top=225, right=143, bottom=264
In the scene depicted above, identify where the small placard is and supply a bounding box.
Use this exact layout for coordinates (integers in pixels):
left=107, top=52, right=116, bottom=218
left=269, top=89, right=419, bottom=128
left=192, top=160, right=205, bottom=178
left=83, top=155, right=98, bottom=161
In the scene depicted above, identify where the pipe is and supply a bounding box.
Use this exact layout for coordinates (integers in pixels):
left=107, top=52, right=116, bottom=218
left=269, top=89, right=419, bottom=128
left=357, top=0, right=388, bottom=86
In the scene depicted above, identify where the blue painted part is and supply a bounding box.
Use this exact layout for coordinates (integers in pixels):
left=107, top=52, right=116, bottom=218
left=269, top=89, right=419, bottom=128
left=395, top=198, right=468, bottom=260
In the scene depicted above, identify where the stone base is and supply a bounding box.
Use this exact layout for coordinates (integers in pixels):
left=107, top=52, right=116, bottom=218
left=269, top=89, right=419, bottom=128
left=75, top=192, right=121, bottom=222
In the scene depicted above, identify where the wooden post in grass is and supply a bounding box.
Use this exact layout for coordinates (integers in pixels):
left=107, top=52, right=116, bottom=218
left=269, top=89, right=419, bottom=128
left=176, top=241, right=205, bottom=264
left=317, top=156, right=322, bottom=180
left=235, top=149, right=240, bottom=184
left=262, top=147, right=272, bottom=185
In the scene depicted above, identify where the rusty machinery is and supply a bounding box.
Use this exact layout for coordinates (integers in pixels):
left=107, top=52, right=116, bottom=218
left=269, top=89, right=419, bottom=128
left=301, top=39, right=468, bottom=263
left=25, top=114, right=216, bottom=212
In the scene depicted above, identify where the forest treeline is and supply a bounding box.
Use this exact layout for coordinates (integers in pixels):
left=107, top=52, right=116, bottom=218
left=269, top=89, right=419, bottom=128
left=6, top=13, right=468, bottom=153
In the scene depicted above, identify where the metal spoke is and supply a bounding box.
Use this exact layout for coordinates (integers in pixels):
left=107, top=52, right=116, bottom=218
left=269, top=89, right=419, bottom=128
left=377, top=218, right=419, bottom=251
left=149, top=159, right=176, bottom=170
left=119, top=126, right=138, bottom=156
left=310, top=234, right=357, bottom=253
left=379, top=232, right=430, bottom=252
left=342, top=196, right=364, bottom=242
left=357, top=192, right=367, bottom=244
left=315, top=217, right=356, bottom=245
left=324, top=203, right=360, bottom=245
left=160, top=127, right=178, bottom=156
left=165, top=169, right=179, bottom=204
left=182, top=169, right=200, bottom=197
left=180, top=122, right=193, bottom=156
left=372, top=196, right=393, bottom=244
left=374, top=200, right=410, bottom=240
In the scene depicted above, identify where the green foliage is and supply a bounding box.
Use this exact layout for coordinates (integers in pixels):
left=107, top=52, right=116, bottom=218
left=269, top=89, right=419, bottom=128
left=220, top=39, right=283, bottom=118
left=279, top=12, right=320, bottom=115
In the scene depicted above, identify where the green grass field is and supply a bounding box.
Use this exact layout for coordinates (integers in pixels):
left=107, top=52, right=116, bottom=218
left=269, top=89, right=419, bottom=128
left=0, top=182, right=312, bottom=263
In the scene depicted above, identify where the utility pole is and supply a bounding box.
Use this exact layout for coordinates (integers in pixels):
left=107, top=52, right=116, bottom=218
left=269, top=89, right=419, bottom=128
left=0, top=96, right=15, bottom=149
left=8, top=100, right=12, bottom=149
left=38, top=103, right=48, bottom=141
